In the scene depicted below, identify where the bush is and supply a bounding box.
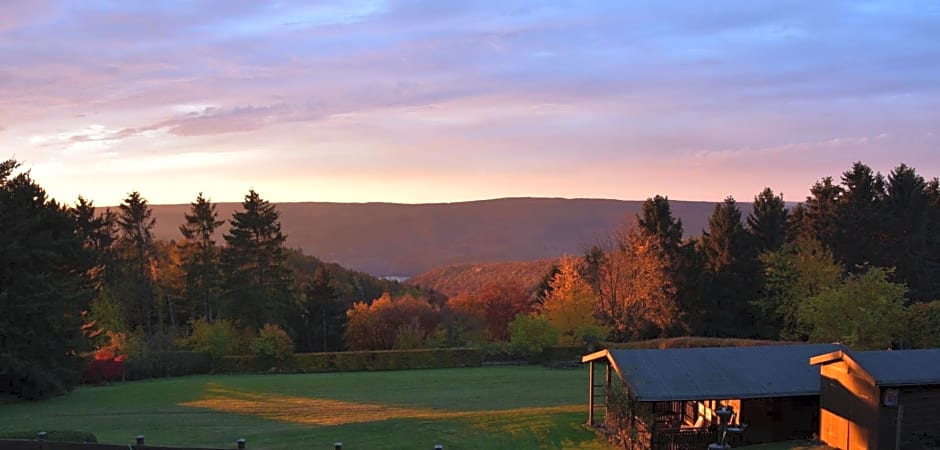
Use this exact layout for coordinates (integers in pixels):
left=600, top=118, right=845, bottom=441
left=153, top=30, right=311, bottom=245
left=181, top=319, right=243, bottom=360
left=250, top=323, right=294, bottom=361
left=213, top=348, right=483, bottom=374
left=508, top=315, right=559, bottom=359
left=0, top=430, right=97, bottom=443
left=0, top=355, right=77, bottom=400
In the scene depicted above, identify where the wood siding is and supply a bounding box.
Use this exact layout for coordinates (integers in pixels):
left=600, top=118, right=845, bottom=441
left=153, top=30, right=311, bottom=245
left=818, top=362, right=880, bottom=450
left=897, top=386, right=940, bottom=449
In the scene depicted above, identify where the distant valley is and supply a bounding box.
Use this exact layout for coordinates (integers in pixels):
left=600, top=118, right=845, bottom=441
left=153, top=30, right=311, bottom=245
left=147, top=197, right=748, bottom=277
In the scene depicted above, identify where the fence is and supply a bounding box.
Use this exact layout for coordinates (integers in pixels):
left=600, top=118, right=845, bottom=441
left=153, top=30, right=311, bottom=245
left=0, top=435, right=448, bottom=450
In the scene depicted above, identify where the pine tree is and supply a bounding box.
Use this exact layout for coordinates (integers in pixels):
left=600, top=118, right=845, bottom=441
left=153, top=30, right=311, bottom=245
left=884, top=164, right=930, bottom=301
left=637, top=195, right=683, bottom=251
left=835, top=162, right=887, bottom=271
left=747, top=187, right=789, bottom=253
left=926, top=178, right=940, bottom=300
left=700, top=197, right=758, bottom=337
left=297, top=266, right=344, bottom=352
left=116, top=191, right=157, bottom=334
left=178, top=193, right=225, bottom=321
left=221, top=190, right=294, bottom=329
left=71, top=196, right=117, bottom=289
left=795, top=177, right=842, bottom=246
left=0, top=160, right=93, bottom=399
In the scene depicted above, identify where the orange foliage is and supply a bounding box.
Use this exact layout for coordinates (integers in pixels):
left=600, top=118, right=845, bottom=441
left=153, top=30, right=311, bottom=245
left=446, top=281, right=533, bottom=341
left=541, top=256, right=607, bottom=344
left=597, top=226, right=682, bottom=340
left=344, top=293, right=440, bottom=350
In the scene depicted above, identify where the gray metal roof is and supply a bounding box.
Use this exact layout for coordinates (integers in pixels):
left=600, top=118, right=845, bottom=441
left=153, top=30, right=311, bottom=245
left=851, top=349, right=940, bottom=387
left=607, top=343, right=842, bottom=401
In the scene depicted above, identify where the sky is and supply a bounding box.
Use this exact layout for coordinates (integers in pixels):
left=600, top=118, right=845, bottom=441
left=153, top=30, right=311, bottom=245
left=1, top=1, right=939, bottom=206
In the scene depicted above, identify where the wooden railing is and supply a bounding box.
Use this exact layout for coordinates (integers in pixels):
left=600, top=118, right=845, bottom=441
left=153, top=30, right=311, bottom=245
left=650, top=428, right=718, bottom=450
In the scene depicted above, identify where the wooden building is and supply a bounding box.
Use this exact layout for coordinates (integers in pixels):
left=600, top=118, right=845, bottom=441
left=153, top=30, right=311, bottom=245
left=582, top=344, right=840, bottom=450
left=810, top=348, right=940, bottom=450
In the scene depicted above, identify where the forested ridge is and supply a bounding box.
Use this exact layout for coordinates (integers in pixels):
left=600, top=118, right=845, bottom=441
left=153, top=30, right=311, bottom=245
left=2, top=158, right=939, bottom=401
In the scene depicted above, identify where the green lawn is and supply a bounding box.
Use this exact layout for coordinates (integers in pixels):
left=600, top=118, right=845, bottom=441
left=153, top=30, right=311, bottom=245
left=0, top=366, right=613, bottom=450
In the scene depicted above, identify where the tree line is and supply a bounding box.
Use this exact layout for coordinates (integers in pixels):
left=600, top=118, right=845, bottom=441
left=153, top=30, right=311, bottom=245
left=4, top=158, right=940, bottom=400
left=328, top=161, right=940, bottom=357
left=1, top=158, right=405, bottom=399
left=553, top=161, right=940, bottom=350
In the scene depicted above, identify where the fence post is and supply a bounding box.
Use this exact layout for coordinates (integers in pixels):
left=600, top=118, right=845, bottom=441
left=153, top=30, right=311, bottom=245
left=136, top=435, right=145, bottom=447
left=237, top=438, right=246, bottom=449
left=36, top=432, right=47, bottom=441
left=334, top=442, right=342, bottom=450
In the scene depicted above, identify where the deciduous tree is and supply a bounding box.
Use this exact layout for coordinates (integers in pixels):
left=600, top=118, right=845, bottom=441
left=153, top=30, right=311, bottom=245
left=801, top=267, right=907, bottom=350
left=541, top=256, right=608, bottom=344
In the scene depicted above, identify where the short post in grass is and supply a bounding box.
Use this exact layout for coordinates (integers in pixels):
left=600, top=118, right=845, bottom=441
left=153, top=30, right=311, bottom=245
left=237, top=438, right=246, bottom=449
left=334, top=442, right=342, bottom=450
left=36, top=431, right=47, bottom=441
left=136, top=435, right=145, bottom=447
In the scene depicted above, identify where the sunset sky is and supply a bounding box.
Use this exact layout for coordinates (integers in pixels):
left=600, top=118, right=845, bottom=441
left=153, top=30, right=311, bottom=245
left=2, top=1, right=938, bottom=206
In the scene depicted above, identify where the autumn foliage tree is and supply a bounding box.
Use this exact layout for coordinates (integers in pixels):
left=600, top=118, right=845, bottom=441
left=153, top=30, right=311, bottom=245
left=344, top=293, right=440, bottom=350
left=446, top=281, right=532, bottom=341
left=540, top=256, right=608, bottom=344
left=596, top=225, right=682, bottom=341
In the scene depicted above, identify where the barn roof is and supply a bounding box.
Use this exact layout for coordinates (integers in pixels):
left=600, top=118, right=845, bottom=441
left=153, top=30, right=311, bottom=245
left=815, top=348, right=940, bottom=387
left=583, top=344, right=841, bottom=402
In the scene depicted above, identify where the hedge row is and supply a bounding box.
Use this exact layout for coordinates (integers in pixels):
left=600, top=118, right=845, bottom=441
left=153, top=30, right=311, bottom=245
left=480, top=344, right=588, bottom=364
left=214, top=348, right=483, bottom=374
left=123, top=351, right=212, bottom=380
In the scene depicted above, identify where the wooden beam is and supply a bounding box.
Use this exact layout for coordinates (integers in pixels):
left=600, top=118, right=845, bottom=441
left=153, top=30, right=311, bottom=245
left=588, top=360, right=595, bottom=426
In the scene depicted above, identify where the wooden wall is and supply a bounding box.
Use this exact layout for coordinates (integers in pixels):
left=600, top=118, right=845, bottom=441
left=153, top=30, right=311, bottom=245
left=895, top=386, right=940, bottom=449
left=818, top=362, right=880, bottom=450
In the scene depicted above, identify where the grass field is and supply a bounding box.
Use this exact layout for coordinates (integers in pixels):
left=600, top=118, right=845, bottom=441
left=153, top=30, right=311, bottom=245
left=0, top=366, right=613, bottom=450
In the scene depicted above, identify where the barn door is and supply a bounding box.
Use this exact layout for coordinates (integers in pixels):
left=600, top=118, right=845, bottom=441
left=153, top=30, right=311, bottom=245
left=821, top=408, right=849, bottom=449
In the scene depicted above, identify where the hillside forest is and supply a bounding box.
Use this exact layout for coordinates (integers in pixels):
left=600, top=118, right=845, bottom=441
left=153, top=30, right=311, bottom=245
left=3, top=158, right=940, bottom=400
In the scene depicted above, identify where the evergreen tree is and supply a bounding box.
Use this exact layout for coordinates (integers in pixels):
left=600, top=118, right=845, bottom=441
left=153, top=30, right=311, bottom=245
left=834, top=162, right=887, bottom=271
left=71, top=196, right=117, bottom=289
left=533, top=262, right=561, bottom=307
left=221, top=190, right=294, bottom=329
left=637, top=195, right=683, bottom=251
left=747, top=187, right=789, bottom=253
left=116, top=191, right=157, bottom=334
left=178, top=193, right=225, bottom=321
left=0, top=160, right=93, bottom=399
left=795, top=177, right=842, bottom=246
left=296, top=266, right=344, bottom=352
left=926, top=178, right=940, bottom=300
left=700, top=197, right=758, bottom=337
left=884, top=164, right=930, bottom=301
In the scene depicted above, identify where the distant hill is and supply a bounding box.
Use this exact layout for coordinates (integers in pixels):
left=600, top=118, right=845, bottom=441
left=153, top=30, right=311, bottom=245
left=145, top=197, right=742, bottom=277
left=406, top=259, right=558, bottom=297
